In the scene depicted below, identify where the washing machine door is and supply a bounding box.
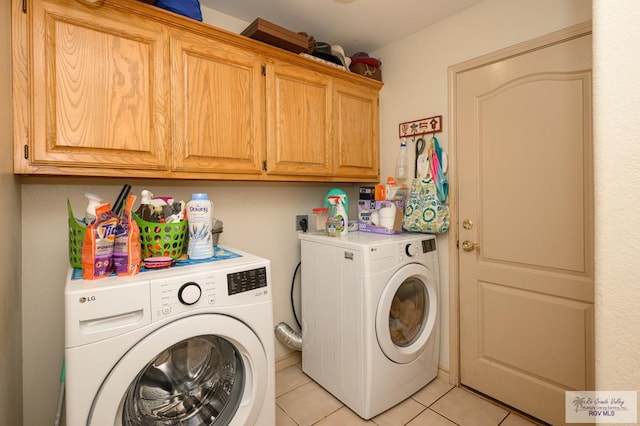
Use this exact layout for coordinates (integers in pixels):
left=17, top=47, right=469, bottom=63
left=89, top=314, right=268, bottom=425
left=375, top=263, right=437, bottom=364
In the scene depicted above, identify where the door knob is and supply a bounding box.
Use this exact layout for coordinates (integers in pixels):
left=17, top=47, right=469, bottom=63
left=461, top=240, right=479, bottom=252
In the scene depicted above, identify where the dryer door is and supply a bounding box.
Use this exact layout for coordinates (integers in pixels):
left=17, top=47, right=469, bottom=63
left=90, top=314, right=268, bottom=425
left=376, top=263, right=438, bottom=364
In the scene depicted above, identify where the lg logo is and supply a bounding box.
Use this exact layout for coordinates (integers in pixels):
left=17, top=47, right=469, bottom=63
left=79, top=296, right=96, bottom=303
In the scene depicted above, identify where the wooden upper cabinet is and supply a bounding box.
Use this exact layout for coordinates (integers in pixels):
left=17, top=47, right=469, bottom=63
left=170, top=29, right=265, bottom=175
left=13, top=0, right=382, bottom=181
left=26, top=0, right=169, bottom=173
left=333, top=81, right=380, bottom=179
left=265, top=62, right=332, bottom=176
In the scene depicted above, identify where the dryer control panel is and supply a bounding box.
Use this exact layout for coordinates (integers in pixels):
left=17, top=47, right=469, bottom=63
left=403, top=238, right=437, bottom=259
left=405, top=238, right=437, bottom=257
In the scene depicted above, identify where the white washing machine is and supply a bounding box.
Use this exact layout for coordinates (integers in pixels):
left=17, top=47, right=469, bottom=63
left=299, top=232, right=440, bottom=420
left=64, top=248, right=275, bottom=426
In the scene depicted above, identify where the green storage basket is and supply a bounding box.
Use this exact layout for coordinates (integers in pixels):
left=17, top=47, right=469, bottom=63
left=133, top=213, right=187, bottom=259
left=67, top=200, right=87, bottom=269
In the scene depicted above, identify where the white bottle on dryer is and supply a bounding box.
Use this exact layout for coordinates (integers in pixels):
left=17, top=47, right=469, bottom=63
left=186, top=193, right=214, bottom=259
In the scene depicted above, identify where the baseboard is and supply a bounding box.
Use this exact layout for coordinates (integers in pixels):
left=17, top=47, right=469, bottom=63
left=437, top=366, right=450, bottom=384
left=275, top=351, right=301, bottom=372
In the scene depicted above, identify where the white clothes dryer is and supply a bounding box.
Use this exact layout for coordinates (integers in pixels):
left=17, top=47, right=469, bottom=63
left=64, top=248, right=275, bottom=426
left=299, top=232, right=440, bottom=420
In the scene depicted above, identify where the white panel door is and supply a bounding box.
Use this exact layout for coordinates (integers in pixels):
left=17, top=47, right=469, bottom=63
left=454, top=27, right=593, bottom=425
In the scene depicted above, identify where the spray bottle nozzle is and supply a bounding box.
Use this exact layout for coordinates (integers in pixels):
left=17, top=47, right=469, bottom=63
left=84, top=192, right=104, bottom=224
left=140, top=190, right=154, bottom=204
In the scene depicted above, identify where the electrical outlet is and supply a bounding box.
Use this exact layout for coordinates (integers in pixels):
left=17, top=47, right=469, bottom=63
left=296, top=215, right=308, bottom=231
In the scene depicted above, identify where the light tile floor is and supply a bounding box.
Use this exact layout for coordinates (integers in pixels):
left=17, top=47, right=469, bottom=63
left=276, top=364, right=544, bottom=426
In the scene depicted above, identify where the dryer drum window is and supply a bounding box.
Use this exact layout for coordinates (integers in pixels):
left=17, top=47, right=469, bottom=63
left=121, top=335, right=245, bottom=425
left=388, top=278, right=428, bottom=347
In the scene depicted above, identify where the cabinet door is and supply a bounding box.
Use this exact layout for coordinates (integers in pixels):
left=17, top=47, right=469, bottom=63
left=266, top=62, right=332, bottom=176
left=333, top=81, right=380, bottom=179
left=29, top=0, right=169, bottom=172
left=171, top=31, right=265, bottom=175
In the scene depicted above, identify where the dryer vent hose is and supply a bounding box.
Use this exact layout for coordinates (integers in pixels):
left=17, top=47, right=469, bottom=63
left=274, top=322, right=302, bottom=351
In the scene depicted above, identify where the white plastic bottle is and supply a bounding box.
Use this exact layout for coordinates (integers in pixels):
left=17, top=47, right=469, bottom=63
left=186, top=193, right=214, bottom=259
left=396, top=139, right=409, bottom=182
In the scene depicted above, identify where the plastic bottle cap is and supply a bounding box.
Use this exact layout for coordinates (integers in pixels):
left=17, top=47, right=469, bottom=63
left=140, top=190, right=153, bottom=204
left=191, top=193, right=209, bottom=200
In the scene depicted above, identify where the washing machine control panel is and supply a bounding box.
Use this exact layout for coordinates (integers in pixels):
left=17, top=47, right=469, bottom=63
left=178, top=282, right=202, bottom=305
left=227, top=267, right=268, bottom=296
left=405, top=243, right=419, bottom=257
left=149, top=264, right=271, bottom=321
left=150, top=272, right=219, bottom=320
left=403, top=238, right=437, bottom=258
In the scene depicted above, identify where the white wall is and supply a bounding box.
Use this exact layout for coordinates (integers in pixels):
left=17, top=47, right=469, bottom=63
left=1, top=0, right=23, bottom=424
left=372, top=0, right=592, bottom=371
left=593, top=0, right=640, bottom=395
left=201, top=5, right=249, bottom=34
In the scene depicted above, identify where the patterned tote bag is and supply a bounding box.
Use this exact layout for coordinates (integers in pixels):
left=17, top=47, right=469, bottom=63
left=402, top=177, right=450, bottom=234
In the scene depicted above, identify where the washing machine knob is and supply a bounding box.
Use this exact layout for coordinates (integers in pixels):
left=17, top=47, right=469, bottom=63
left=405, top=243, right=419, bottom=257
left=178, top=282, right=202, bottom=305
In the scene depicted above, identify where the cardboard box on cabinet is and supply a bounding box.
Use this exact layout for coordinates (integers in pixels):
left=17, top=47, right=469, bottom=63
left=241, top=18, right=309, bottom=54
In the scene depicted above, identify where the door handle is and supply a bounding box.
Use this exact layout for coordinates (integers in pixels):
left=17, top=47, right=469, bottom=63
left=461, top=240, right=479, bottom=252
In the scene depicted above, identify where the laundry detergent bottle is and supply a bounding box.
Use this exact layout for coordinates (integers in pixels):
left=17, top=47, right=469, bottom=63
left=186, top=193, right=214, bottom=259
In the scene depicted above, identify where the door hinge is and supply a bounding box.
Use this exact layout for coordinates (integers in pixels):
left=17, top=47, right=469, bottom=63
left=261, top=64, right=266, bottom=76
left=262, top=160, right=267, bottom=171
left=22, top=0, right=27, bottom=13
left=23, top=144, right=29, bottom=159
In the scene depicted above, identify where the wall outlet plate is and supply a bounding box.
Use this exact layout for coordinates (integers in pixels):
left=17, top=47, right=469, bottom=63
left=296, top=215, right=308, bottom=231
